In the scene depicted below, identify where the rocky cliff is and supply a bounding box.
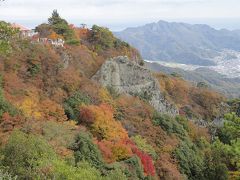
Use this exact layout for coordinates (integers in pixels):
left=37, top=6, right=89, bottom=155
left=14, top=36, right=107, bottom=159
left=92, top=56, right=179, bottom=115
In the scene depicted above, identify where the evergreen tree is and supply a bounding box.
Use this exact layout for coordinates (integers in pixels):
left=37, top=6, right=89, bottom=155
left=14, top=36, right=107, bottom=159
left=48, top=10, right=74, bottom=40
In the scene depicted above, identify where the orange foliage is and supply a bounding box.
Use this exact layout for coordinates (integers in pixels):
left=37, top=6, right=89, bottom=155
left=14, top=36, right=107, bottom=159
left=47, top=30, right=63, bottom=40
left=156, top=153, right=183, bottom=179
left=79, top=103, right=128, bottom=141
left=116, top=95, right=153, bottom=122
left=0, top=113, right=23, bottom=133
left=79, top=105, right=95, bottom=125
left=116, top=95, right=182, bottom=178
left=96, top=139, right=132, bottom=163
left=155, top=73, right=225, bottom=120
left=74, top=27, right=89, bottom=40
left=39, top=99, right=67, bottom=122
left=18, top=91, right=67, bottom=121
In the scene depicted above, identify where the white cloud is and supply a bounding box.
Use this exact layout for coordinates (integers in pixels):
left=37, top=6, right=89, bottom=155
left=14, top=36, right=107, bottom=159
left=0, top=0, right=239, bottom=30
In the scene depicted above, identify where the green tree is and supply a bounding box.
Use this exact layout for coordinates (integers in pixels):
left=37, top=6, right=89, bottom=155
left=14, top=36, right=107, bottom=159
left=0, top=21, right=18, bottom=54
left=0, top=75, right=18, bottom=117
left=35, top=23, right=52, bottom=37
left=89, top=25, right=115, bottom=51
left=1, top=131, right=57, bottom=179
left=153, top=113, right=187, bottom=138
left=228, top=99, right=240, bottom=117
left=48, top=10, right=75, bottom=40
left=218, top=113, right=240, bottom=144
left=70, top=132, right=105, bottom=169
left=131, top=135, right=157, bottom=159
left=174, top=139, right=205, bottom=180
left=52, top=160, right=103, bottom=180
left=63, top=91, right=91, bottom=121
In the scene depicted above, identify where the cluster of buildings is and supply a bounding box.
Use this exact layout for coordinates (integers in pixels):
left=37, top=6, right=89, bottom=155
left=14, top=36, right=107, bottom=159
left=11, top=23, right=65, bottom=47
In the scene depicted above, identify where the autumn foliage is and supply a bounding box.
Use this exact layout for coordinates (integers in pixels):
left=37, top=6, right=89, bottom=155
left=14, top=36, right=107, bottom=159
left=126, top=140, right=156, bottom=177
left=96, top=139, right=132, bottom=163
left=0, top=11, right=234, bottom=180
left=79, top=103, right=128, bottom=141
left=155, top=73, right=225, bottom=120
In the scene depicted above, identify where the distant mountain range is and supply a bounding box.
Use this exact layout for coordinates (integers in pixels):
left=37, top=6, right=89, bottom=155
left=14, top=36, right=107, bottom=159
left=115, top=20, right=240, bottom=66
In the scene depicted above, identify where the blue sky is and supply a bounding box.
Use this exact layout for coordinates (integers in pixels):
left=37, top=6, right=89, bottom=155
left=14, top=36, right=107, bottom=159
left=0, top=0, right=240, bottom=30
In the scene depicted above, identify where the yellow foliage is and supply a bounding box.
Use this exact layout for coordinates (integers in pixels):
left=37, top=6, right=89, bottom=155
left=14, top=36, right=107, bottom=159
left=98, top=87, right=115, bottom=108
left=229, top=171, right=240, bottom=180
left=19, top=94, right=67, bottom=121
left=111, top=142, right=132, bottom=161
left=19, top=96, right=42, bottom=119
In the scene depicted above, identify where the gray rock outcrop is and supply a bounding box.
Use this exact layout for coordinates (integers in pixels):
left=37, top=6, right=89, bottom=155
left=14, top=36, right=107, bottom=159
left=92, top=56, right=179, bottom=116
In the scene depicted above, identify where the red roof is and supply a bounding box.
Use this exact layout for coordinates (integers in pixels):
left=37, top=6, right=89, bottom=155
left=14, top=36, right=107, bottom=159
left=11, top=23, right=30, bottom=31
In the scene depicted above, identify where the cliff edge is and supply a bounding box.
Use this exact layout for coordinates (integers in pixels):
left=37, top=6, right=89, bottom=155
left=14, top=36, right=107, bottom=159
left=92, top=56, right=179, bottom=115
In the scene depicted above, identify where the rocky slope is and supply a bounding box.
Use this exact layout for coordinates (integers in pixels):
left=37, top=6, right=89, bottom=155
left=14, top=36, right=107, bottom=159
left=92, top=56, right=179, bottom=115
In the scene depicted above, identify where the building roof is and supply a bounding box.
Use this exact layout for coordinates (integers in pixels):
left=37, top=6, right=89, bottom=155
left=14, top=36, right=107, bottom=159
left=11, top=23, right=30, bottom=31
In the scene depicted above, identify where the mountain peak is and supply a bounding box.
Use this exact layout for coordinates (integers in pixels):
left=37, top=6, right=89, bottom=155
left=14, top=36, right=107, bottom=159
left=115, top=20, right=240, bottom=66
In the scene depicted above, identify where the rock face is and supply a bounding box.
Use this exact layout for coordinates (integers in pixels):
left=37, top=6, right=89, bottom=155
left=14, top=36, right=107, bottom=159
left=92, top=56, right=179, bottom=115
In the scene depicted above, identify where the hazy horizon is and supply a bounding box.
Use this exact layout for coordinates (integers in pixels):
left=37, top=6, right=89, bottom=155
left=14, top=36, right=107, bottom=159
left=0, top=0, right=240, bottom=31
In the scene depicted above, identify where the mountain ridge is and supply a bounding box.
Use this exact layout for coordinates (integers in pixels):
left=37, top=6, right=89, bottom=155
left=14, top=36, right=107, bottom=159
left=114, top=20, right=240, bottom=66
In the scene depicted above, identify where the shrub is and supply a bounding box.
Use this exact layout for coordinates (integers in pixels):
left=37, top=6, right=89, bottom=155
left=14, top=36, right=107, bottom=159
left=173, top=139, right=204, bottom=180
left=66, top=39, right=81, bottom=45
left=217, top=113, right=240, bottom=144
left=97, top=140, right=132, bottom=163
left=27, top=63, right=41, bottom=77
left=153, top=113, right=187, bottom=138
left=211, top=139, right=240, bottom=171
left=105, top=168, right=128, bottom=180
left=41, top=121, right=77, bottom=156
left=81, top=104, right=128, bottom=141
left=114, top=39, right=130, bottom=49
left=228, top=99, right=240, bottom=117
left=203, top=139, right=230, bottom=180
left=70, top=132, right=105, bottom=169
left=0, top=168, right=17, bottom=180
left=89, top=25, right=115, bottom=51
left=1, top=131, right=57, bottom=179
left=98, top=88, right=116, bottom=108
left=131, top=135, right=157, bottom=160
left=124, top=156, right=145, bottom=179
left=53, top=160, right=127, bottom=180
left=0, top=21, right=18, bottom=54
left=0, top=76, right=19, bottom=118
left=131, top=146, right=156, bottom=177
left=52, top=160, right=103, bottom=180
left=63, top=91, right=91, bottom=120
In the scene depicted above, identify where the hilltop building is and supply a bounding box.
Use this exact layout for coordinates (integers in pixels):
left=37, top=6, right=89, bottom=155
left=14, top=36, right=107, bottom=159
left=11, top=23, right=36, bottom=38
left=11, top=23, right=65, bottom=47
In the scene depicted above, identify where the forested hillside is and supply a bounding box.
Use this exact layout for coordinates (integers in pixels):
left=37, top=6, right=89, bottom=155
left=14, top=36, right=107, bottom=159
left=146, top=61, right=240, bottom=98
left=0, top=11, right=239, bottom=180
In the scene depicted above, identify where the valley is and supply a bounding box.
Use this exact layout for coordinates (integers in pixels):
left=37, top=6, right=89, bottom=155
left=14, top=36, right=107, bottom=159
left=146, top=49, right=240, bottom=78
